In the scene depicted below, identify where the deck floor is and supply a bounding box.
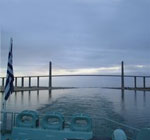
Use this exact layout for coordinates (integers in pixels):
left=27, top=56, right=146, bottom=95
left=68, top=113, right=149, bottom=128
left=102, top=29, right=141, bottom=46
left=1, top=134, right=112, bottom=140
left=92, top=138, right=112, bottom=140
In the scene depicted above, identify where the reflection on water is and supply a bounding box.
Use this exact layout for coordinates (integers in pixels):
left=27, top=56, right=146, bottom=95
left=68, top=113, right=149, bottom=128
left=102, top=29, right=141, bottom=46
left=121, top=89, right=125, bottom=102
left=0, top=87, right=150, bottom=130
left=0, top=77, right=150, bottom=138
left=49, top=89, right=52, bottom=99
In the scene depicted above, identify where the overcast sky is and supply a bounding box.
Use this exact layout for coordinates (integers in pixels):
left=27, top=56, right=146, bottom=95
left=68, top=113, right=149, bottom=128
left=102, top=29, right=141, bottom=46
left=0, top=0, right=150, bottom=76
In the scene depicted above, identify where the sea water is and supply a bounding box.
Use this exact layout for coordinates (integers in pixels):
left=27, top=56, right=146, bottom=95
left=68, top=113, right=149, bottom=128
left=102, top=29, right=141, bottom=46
left=0, top=76, right=150, bottom=138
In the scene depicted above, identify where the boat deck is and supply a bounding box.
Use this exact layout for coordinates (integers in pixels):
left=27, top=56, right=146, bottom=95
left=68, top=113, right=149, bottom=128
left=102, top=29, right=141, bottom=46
left=0, top=111, right=139, bottom=140
left=92, top=138, right=112, bottom=140
left=1, top=135, right=112, bottom=140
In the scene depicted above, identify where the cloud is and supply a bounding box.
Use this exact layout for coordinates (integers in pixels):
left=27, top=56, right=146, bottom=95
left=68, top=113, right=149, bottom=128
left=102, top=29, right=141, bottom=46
left=0, top=0, right=150, bottom=75
left=53, top=66, right=120, bottom=75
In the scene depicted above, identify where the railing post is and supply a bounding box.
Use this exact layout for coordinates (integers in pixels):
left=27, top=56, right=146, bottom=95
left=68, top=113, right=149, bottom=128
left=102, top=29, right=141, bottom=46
left=15, top=77, right=17, bottom=87
left=121, top=61, right=124, bottom=89
left=37, top=76, right=39, bottom=87
left=2, top=77, right=5, bottom=87
left=49, top=61, right=52, bottom=88
left=134, top=76, right=137, bottom=88
left=29, top=77, right=31, bottom=87
left=21, top=77, right=24, bottom=87
left=143, top=76, right=146, bottom=88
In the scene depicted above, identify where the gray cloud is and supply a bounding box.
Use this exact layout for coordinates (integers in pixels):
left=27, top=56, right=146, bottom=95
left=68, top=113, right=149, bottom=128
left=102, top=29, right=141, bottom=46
left=0, top=0, right=150, bottom=75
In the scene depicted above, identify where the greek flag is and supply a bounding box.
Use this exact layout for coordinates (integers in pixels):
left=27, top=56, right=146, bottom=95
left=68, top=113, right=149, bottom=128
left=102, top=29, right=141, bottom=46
left=4, top=38, right=14, bottom=100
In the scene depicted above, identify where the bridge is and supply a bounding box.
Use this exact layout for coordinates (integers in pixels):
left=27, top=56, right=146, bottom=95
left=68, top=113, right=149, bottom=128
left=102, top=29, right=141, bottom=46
left=0, top=61, right=150, bottom=92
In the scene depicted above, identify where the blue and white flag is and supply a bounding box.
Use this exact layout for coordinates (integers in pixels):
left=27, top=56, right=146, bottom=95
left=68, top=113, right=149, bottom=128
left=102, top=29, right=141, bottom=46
left=4, top=38, right=14, bottom=100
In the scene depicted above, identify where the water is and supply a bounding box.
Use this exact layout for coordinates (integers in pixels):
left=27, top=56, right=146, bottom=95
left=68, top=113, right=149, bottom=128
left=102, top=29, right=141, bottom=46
left=1, top=76, right=150, bottom=138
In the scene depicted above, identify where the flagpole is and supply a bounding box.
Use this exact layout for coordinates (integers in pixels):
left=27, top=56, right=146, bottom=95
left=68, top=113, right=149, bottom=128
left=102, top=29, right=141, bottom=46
left=1, top=38, right=14, bottom=134
left=0, top=31, right=3, bottom=136
left=1, top=96, right=6, bottom=134
left=2, top=38, right=13, bottom=112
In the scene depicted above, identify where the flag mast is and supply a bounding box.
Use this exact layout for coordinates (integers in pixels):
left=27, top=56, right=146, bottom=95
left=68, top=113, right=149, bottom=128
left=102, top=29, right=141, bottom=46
left=3, top=38, right=14, bottom=110
left=2, top=38, right=14, bottom=132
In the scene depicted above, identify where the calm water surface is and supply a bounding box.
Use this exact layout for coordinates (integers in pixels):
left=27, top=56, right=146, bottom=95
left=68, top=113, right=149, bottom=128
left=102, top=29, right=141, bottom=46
left=1, top=77, right=150, bottom=137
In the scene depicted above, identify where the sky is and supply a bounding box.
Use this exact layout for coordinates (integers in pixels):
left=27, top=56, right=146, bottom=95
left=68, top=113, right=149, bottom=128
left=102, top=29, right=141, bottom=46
left=0, top=0, right=150, bottom=76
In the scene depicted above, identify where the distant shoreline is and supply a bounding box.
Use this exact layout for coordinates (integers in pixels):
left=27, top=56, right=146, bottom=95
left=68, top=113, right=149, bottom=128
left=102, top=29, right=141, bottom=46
left=0, top=86, right=77, bottom=92
left=1, top=86, right=150, bottom=92
left=103, top=87, right=150, bottom=91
